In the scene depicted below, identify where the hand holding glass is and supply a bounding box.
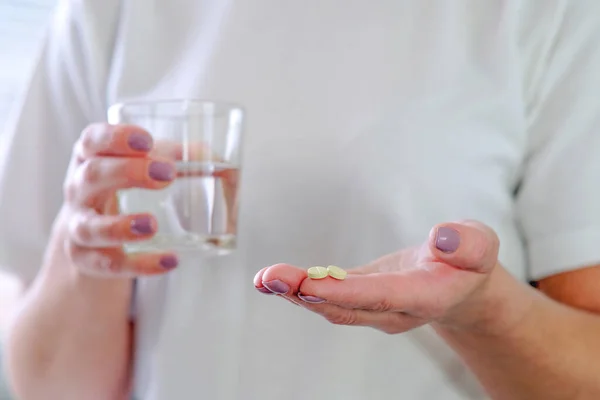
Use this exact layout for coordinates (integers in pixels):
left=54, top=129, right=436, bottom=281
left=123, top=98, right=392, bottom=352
left=108, top=100, right=244, bottom=255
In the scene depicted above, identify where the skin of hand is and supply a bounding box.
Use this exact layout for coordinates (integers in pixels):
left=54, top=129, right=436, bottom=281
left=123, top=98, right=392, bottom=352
left=54, top=125, right=240, bottom=276
left=255, top=221, right=600, bottom=399
left=57, top=123, right=183, bottom=276
left=254, top=220, right=532, bottom=337
left=6, top=121, right=242, bottom=399
left=5, top=123, right=183, bottom=400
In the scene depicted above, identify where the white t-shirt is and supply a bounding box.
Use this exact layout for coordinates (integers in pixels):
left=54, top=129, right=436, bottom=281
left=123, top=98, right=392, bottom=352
left=2, top=1, right=600, bottom=399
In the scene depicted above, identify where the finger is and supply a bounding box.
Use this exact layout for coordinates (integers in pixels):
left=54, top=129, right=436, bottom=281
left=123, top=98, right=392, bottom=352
left=65, top=156, right=175, bottom=206
left=259, top=265, right=428, bottom=329
left=69, top=212, right=157, bottom=248
left=296, top=271, right=430, bottom=312
left=253, top=267, right=275, bottom=295
left=151, top=140, right=213, bottom=161
left=66, top=244, right=179, bottom=278
left=74, top=124, right=153, bottom=160
left=259, top=263, right=308, bottom=295
left=254, top=267, right=305, bottom=306
left=429, top=220, right=499, bottom=273
left=258, top=264, right=313, bottom=307
left=150, top=140, right=239, bottom=234
left=151, top=141, right=237, bottom=181
left=259, top=263, right=426, bottom=313
left=297, top=302, right=425, bottom=334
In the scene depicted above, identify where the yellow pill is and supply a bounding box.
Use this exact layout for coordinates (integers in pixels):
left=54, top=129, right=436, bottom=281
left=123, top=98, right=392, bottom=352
left=327, top=265, right=347, bottom=280
left=307, top=266, right=328, bottom=279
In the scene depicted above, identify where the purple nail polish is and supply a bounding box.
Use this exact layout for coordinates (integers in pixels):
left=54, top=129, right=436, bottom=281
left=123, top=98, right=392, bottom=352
left=160, top=255, right=178, bottom=269
left=256, top=286, right=275, bottom=295
left=298, top=293, right=325, bottom=304
left=435, top=227, right=460, bottom=253
left=128, top=132, right=152, bottom=152
left=131, top=216, right=154, bottom=235
left=262, top=280, right=290, bottom=294
left=149, top=162, right=175, bottom=181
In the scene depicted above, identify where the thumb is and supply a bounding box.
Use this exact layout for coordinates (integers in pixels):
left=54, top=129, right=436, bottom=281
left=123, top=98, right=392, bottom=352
left=428, top=220, right=500, bottom=273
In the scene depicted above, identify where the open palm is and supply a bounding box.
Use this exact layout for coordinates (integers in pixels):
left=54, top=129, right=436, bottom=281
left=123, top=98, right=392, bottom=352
left=254, top=221, right=502, bottom=334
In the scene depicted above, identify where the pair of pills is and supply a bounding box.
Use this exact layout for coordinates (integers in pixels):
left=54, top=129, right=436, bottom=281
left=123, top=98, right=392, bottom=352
left=307, top=265, right=347, bottom=280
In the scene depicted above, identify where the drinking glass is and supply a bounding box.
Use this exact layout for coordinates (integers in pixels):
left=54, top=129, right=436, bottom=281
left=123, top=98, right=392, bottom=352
left=107, top=100, right=244, bottom=255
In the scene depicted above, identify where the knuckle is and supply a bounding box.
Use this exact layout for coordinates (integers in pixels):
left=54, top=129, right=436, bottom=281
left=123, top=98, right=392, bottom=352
left=95, top=254, right=121, bottom=273
left=369, top=299, right=395, bottom=312
left=79, top=123, right=112, bottom=155
left=63, top=232, right=123, bottom=275
left=63, top=180, right=78, bottom=203
left=80, top=159, right=102, bottom=185
left=79, top=125, right=96, bottom=150
left=86, top=253, right=122, bottom=275
left=323, top=309, right=358, bottom=326
left=69, top=213, right=94, bottom=244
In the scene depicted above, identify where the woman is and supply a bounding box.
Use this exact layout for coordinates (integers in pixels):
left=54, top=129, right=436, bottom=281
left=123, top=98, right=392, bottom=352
left=2, top=1, right=600, bottom=399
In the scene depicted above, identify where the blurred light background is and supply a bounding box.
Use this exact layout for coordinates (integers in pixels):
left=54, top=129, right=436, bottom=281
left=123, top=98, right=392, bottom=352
left=0, top=1, right=55, bottom=125
left=0, top=0, right=56, bottom=397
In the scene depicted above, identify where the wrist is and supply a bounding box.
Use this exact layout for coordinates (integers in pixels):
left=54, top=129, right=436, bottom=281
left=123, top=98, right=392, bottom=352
left=433, top=265, right=538, bottom=338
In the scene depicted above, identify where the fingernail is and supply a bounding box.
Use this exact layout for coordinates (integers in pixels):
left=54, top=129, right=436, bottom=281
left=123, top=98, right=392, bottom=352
left=256, top=286, right=275, bottom=295
left=130, top=216, right=154, bottom=235
left=298, top=293, right=325, bottom=303
left=435, top=227, right=460, bottom=253
left=128, top=132, right=152, bottom=152
left=149, top=162, right=175, bottom=181
left=262, top=280, right=290, bottom=294
left=160, top=255, right=179, bottom=269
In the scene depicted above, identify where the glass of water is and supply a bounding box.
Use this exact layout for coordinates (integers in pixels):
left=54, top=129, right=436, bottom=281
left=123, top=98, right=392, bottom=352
left=108, top=100, right=244, bottom=255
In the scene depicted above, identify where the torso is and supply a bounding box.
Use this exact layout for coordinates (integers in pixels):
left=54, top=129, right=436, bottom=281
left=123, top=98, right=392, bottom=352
left=104, top=1, right=548, bottom=398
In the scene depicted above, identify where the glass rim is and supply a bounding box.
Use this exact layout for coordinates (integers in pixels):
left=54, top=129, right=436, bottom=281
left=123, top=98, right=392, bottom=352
left=107, top=98, right=245, bottom=117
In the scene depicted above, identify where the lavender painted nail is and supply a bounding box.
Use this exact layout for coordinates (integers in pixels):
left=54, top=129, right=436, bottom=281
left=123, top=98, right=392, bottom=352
left=298, top=293, right=325, bottom=304
left=435, top=227, right=460, bottom=253
left=256, top=286, right=275, bottom=295
left=262, top=280, right=290, bottom=294
left=160, top=255, right=179, bottom=269
left=131, top=216, right=154, bottom=235
left=149, top=162, right=175, bottom=181
left=128, top=132, right=152, bottom=152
